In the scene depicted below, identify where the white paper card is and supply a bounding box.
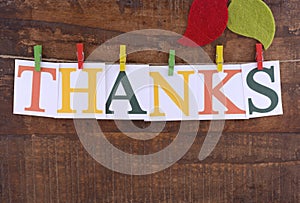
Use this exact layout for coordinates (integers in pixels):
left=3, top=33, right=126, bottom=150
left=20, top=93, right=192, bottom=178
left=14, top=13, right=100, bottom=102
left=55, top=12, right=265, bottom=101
left=105, top=64, right=150, bottom=120
left=195, top=64, right=248, bottom=120
left=241, top=61, right=283, bottom=118
left=147, top=65, right=199, bottom=121
left=14, top=60, right=59, bottom=118
left=57, top=63, right=106, bottom=119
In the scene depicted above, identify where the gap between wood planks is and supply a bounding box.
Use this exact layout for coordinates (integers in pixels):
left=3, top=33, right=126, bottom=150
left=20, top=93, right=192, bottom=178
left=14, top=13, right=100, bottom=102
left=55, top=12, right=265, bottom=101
left=0, top=54, right=300, bottom=64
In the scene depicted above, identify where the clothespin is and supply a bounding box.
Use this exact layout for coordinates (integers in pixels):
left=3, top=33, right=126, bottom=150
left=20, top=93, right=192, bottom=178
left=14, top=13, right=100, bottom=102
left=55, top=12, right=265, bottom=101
left=77, top=43, right=84, bottom=70
left=34, top=45, right=42, bottom=72
left=168, top=50, right=175, bottom=76
left=120, top=45, right=126, bottom=72
left=216, top=45, right=224, bottom=72
left=256, top=43, right=264, bottom=70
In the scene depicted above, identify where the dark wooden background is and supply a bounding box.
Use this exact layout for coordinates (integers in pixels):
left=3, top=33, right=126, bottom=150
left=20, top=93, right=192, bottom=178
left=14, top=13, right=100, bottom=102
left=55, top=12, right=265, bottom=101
left=0, top=0, right=299, bottom=202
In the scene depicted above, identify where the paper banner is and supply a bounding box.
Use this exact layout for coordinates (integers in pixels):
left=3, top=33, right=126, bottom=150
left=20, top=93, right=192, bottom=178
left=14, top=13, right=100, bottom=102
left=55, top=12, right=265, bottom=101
left=14, top=60, right=283, bottom=121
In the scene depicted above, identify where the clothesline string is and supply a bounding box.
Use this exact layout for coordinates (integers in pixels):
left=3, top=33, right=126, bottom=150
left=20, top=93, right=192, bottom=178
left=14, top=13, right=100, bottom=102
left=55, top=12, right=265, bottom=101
left=0, top=54, right=299, bottom=64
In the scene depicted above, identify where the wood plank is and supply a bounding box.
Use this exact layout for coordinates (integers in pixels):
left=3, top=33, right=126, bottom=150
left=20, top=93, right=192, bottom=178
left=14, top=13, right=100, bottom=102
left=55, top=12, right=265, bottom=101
left=0, top=133, right=299, bottom=202
left=1, top=132, right=299, bottom=164
left=0, top=17, right=299, bottom=62
left=0, top=0, right=299, bottom=35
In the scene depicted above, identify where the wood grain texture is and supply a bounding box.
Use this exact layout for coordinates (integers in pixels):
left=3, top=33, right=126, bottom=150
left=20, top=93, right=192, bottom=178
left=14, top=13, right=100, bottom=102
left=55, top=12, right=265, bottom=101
left=0, top=0, right=299, bottom=202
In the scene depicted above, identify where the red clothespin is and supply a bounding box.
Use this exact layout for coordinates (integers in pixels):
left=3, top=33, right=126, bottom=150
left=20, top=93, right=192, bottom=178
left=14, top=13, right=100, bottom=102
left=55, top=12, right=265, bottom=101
left=256, top=43, right=264, bottom=70
left=77, top=43, right=84, bottom=69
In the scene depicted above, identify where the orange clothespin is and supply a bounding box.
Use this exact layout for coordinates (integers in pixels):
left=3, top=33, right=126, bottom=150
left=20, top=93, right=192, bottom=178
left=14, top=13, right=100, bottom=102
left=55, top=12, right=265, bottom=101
left=216, top=45, right=224, bottom=72
left=256, top=43, right=264, bottom=70
left=77, top=43, right=84, bottom=69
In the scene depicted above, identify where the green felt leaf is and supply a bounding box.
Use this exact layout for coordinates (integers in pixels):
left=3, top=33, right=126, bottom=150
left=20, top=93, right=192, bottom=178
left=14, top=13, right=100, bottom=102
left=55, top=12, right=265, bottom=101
left=227, top=0, right=276, bottom=50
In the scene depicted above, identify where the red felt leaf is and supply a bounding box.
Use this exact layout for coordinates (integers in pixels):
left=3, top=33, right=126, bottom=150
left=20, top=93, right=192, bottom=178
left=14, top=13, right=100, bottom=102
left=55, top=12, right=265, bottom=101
left=178, top=0, right=229, bottom=47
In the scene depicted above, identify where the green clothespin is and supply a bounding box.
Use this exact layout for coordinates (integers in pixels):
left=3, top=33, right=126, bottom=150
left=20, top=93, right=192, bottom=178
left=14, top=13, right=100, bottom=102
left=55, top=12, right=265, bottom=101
left=34, top=45, right=42, bottom=72
left=168, top=50, right=175, bottom=76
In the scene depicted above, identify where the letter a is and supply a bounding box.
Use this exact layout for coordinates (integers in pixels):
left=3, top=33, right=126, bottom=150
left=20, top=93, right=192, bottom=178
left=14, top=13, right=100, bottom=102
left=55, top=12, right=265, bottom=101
left=106, top=72, right=147, bottom=114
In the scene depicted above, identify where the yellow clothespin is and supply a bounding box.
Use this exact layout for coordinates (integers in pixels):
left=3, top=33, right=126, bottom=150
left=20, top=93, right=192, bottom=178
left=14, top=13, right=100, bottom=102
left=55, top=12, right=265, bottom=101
left=120, top=45, right=126, bottom=72
left=216, top=45, right=224, bottom=72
